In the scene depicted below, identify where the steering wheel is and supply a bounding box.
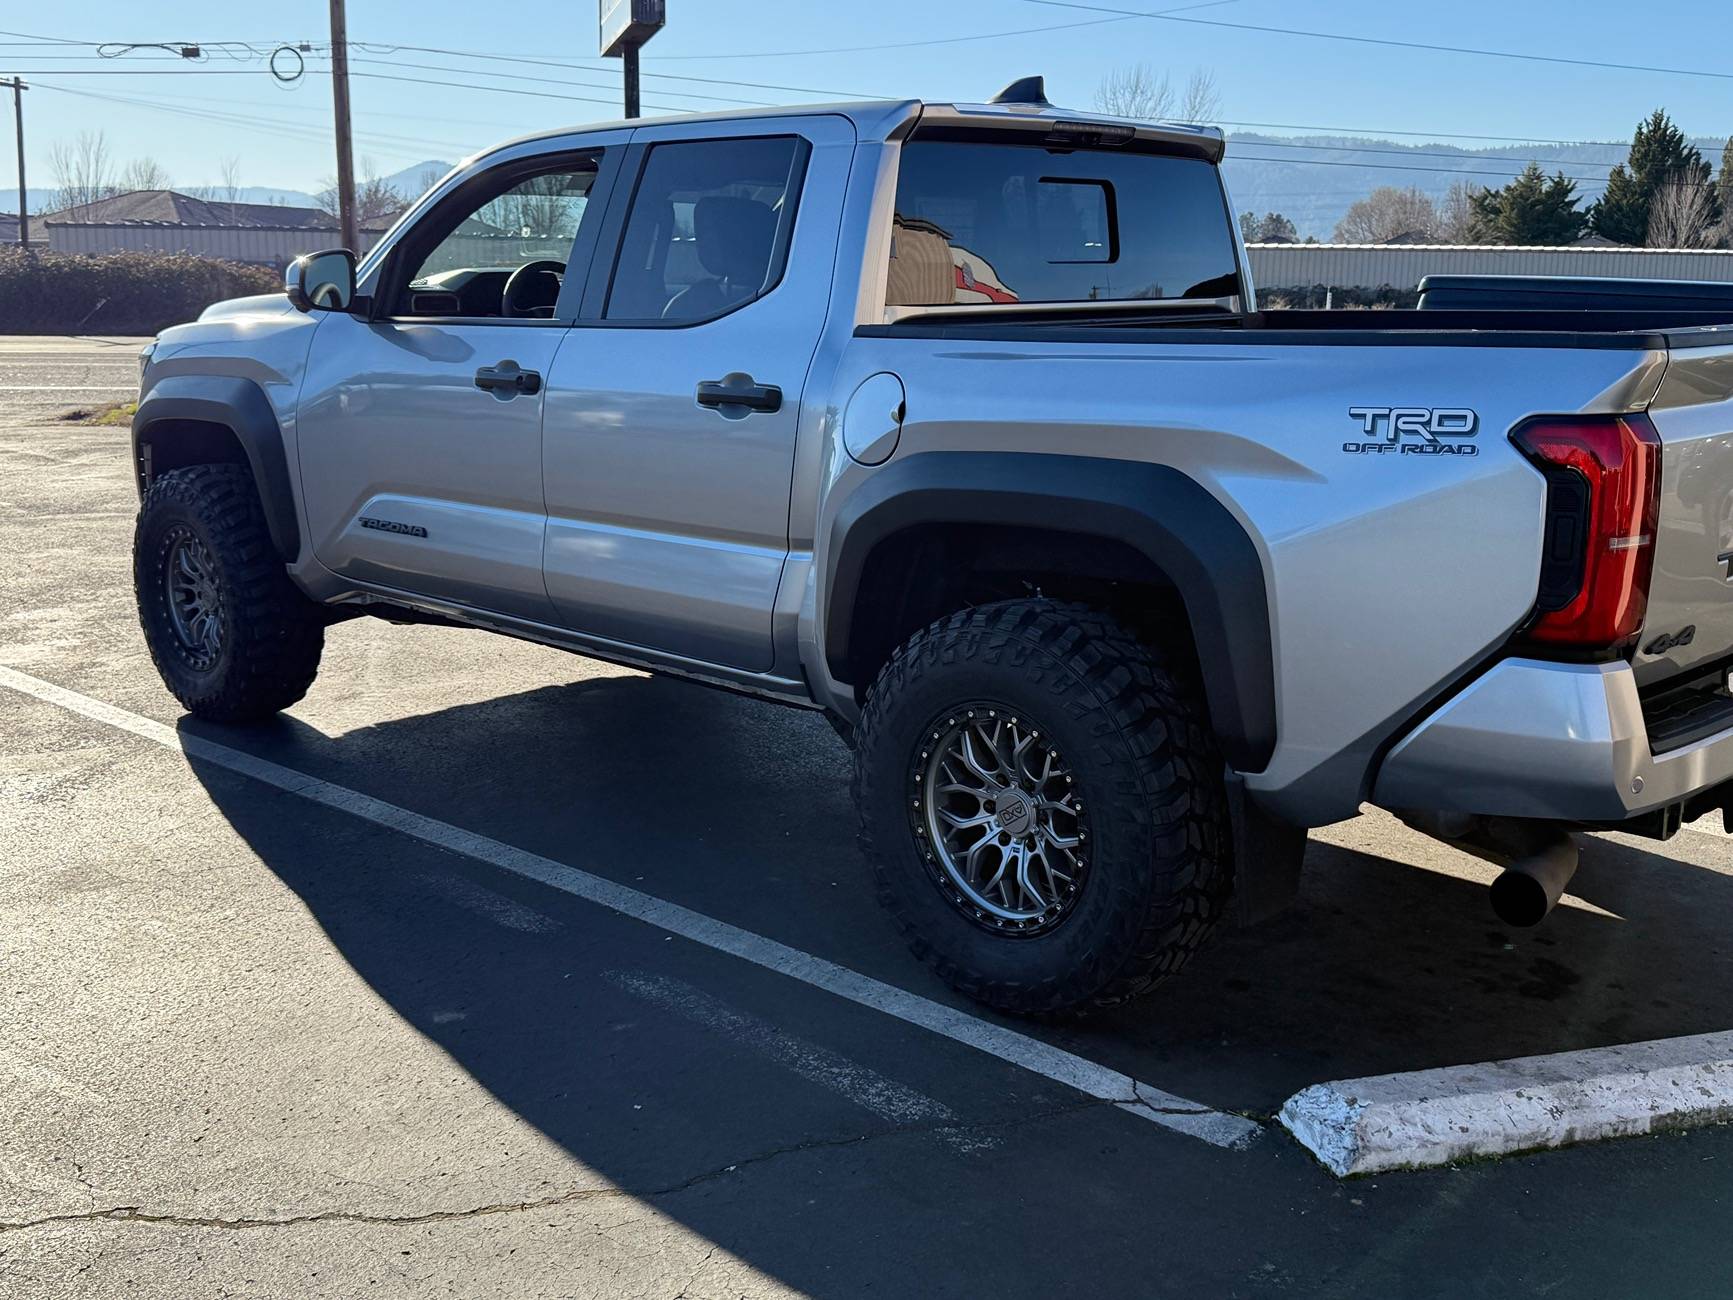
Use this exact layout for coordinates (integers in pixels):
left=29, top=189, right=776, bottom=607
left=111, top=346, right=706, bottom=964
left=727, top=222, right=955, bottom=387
left=502, top=259, right=566, bottom=318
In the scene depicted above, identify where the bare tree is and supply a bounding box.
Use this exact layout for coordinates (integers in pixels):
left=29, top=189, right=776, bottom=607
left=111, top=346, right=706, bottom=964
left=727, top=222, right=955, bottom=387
left=219, top=155, right=243, bottom=205
left=1333, top=186, right=1442, bottom=243
left=1437, top=179, right=1487, bottom=244
left=186, top=156, right=243, bottom=207
left=315, top=159, right=407, bottom=229
left=48, top=130, right=118, bottom=215
left=118, top=156, right=172, bottom=193
left=1646, top=177, right=1719, bottom=249
left=1094, top=65, right=1220, bottom=123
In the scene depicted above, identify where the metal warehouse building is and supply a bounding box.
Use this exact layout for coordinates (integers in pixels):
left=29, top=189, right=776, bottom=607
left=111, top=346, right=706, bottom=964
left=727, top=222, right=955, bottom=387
left=1246, top=243, right=1733, bottom=292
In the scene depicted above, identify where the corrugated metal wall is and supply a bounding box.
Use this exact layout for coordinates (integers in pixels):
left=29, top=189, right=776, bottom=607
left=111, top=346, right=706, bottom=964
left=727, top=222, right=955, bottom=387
left=43, top=224, right=382, bottom=264
left=1246, top=243, right=1733, bottom=291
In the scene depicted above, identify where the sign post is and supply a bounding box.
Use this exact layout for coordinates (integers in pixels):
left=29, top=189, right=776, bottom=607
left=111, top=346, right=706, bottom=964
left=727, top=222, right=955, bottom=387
left=599, top=0, right=665, bottom=119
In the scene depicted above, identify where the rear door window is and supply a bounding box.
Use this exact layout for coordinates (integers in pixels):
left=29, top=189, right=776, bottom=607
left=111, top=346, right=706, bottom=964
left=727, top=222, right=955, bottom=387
left=888, top=138, right=1239, bottom=307
left=605, top=136, right=807, bottom=323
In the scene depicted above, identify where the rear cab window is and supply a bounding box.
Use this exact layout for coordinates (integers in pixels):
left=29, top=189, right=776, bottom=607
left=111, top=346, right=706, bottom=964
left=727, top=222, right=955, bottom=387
left=887, top=133, right=1241, bottom=312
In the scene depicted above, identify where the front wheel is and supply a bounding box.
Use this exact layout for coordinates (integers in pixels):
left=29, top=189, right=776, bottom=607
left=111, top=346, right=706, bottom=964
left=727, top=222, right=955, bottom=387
left=855, top=600, right=1232, bottom=1015
left=134, top=464, right=325, bottom=722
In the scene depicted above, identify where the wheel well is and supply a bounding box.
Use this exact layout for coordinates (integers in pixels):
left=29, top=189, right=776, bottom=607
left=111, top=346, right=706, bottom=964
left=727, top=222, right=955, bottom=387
left=840, top=522, right=1204, bottom=702
left=136, top=418, right=249, bottom=492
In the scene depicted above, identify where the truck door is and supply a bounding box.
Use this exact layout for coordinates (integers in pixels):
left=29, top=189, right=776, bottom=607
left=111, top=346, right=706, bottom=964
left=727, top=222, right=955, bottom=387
left=295, top=139, right=624, bottom=621
left=540, top=115, right=853, bottom=672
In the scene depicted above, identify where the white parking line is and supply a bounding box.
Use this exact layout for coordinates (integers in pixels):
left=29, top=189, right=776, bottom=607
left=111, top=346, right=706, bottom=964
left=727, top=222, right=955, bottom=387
left=0, top=666, right=1262, bottom=1151
left=0, top=385, right=137, bottom=392
left=608, top=970, right=997, bottom=1152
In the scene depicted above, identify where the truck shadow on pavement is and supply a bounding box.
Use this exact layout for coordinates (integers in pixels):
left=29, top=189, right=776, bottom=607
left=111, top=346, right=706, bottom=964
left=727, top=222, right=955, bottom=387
left=180, top=667, right=1733, bottom=1113
left=175, top=667, right=1733, bottom=1287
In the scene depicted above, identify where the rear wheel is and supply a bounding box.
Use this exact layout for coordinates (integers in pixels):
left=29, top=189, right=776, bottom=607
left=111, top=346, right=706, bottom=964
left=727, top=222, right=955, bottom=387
left=134, top=464, right=324, bottom=722
left=855, top=599, right=1232, bottom=1015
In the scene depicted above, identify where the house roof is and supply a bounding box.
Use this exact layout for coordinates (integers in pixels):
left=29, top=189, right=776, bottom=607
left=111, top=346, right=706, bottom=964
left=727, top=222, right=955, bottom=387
left=0, top=212, right=17, bottom=240
left=40, top=189, right=338, bottom=229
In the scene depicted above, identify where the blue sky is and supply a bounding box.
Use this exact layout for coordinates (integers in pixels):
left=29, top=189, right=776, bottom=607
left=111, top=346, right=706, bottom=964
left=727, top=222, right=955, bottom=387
left=3, top=0, right=1729, bottom=196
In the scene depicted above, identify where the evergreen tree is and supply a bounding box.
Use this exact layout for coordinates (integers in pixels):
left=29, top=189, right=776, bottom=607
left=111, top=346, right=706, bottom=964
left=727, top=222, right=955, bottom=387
left=1239, top=211, right=1299, bottom=243
left=1592, top=164, right=1648, bottom=245
left=1470, top=164, right=1586, bottom=244
left=1255, top=212, right=1298, bottom=242
left=1591, top=109, right=1715, bottom=244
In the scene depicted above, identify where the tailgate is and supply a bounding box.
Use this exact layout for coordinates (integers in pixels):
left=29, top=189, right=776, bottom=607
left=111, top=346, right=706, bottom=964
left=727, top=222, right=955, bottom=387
left=1640, top=342, right=1733, bottom=700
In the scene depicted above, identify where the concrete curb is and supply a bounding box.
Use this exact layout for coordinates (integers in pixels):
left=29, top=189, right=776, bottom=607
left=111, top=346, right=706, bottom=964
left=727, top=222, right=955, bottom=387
left=1279, top=1031, right=1733, bottom=1176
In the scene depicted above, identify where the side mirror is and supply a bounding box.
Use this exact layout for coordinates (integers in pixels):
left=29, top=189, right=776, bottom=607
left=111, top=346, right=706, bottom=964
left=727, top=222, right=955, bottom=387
left=286, top=248, right=357, bottom=313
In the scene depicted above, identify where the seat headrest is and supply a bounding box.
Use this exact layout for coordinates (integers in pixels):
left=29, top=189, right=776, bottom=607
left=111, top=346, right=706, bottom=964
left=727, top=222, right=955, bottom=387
left=694, top=195, right=776, bottom=285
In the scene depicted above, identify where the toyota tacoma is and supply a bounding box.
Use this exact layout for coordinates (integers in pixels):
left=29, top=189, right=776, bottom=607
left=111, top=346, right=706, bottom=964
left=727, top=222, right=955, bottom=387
left=131, top=80, right=1733, bottom=1013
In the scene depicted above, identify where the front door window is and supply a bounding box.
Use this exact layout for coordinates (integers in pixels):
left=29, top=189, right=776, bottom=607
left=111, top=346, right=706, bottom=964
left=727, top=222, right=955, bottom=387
left=392, top=161, right=601, bottom=319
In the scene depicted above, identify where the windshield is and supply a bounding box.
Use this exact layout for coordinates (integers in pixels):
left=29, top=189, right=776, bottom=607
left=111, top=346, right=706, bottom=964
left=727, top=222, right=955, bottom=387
left=888, top=136, right=1240, bottom=309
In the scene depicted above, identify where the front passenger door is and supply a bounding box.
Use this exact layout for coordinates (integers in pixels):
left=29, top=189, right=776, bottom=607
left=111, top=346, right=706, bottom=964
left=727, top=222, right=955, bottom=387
left=296, top=141, right=622, bottom=621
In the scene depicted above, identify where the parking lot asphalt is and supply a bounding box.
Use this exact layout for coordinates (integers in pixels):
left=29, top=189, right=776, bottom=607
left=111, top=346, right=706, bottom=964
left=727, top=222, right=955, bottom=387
left=4, top=336, right=1733, bottom=1297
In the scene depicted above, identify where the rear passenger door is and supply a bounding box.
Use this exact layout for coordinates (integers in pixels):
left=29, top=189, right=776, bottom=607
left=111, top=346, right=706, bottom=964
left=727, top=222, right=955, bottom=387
left=541, top=116, right=853, bottom=673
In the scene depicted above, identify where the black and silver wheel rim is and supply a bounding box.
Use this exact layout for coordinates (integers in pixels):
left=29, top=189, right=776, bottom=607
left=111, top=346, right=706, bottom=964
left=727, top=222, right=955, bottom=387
left=161, top=526, right=225, bottom=671
left=911, top=706, right=1090, bottom=936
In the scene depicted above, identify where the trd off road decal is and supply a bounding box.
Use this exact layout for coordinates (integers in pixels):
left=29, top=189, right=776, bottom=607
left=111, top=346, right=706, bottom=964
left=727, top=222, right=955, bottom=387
left=1343, top=407, right=1479, bottom=457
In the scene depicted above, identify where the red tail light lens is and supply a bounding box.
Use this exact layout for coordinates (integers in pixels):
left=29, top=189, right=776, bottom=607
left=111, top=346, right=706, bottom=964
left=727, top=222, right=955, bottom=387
left=1511, top=414, right=1661, bottom=652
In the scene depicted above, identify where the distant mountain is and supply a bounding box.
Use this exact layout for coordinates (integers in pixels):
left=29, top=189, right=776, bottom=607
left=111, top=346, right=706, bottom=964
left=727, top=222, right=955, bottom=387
left=380, top=161, right=456, bottom=202
left=1221, top=133, right=1728, bottom=241
left=0, top=166, right=448, bottom=221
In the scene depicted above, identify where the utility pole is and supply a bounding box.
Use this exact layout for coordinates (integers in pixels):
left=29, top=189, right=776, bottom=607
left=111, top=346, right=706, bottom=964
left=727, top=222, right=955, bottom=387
left=327, top=0, right=358, bottom=252
left=3, top=77, right=24, bottom=248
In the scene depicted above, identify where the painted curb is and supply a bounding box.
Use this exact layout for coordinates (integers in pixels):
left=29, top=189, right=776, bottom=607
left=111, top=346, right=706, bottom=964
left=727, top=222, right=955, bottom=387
left=1279, top=1030, right=1733, bottom=1176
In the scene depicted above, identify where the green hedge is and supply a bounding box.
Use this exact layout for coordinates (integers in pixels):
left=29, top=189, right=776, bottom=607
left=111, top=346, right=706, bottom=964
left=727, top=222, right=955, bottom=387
left=0, top=249, right=281, bottom=335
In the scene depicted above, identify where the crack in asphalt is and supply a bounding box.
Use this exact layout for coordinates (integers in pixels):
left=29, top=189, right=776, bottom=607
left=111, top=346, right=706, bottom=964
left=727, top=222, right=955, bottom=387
left=0, top=1099, right=1116, bottom=1235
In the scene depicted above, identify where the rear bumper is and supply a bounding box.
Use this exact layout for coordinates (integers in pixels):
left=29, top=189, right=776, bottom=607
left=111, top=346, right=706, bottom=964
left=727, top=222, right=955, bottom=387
left=1373, top=658, right=1733, bottom=824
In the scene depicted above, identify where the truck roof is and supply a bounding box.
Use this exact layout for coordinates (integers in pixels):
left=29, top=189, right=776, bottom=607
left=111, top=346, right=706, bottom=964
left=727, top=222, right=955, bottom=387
left=486, top=96, right=1226, bottom=163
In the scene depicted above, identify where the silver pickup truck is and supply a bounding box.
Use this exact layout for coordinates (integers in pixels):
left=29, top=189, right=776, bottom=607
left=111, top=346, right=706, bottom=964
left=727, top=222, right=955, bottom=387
left=131, top=80, right=1733, bottom=1014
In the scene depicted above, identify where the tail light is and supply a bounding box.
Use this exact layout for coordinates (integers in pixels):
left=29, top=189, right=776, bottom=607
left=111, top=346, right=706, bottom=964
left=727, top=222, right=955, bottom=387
left=1511, top=413, right=1662, bottom=653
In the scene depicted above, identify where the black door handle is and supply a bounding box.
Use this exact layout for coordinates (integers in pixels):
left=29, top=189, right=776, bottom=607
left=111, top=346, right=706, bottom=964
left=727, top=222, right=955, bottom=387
left=696, top=372, right=782, bottom=416
left=474, top=360, right=542, bottom=396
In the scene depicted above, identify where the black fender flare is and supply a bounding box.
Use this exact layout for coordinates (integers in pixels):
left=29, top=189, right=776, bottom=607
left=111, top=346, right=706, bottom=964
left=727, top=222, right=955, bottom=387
left=823, top=452, right=1276, bottom=773
left=132, top=374, right=300, bottom=562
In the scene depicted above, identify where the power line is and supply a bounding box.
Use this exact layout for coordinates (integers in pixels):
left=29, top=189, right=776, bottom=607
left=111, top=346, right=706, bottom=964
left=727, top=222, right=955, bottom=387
left=1012, top=0, right=1733, bottom=81
left=0, top=64, right=693, bottom=112
left=1228, top=154, right=1618, bottom=182
left=1227, top=138, right=1626, bottom=176
left=1214, top=119, right=1646, bottom=148
left=342, top=44, right=880, bottom=100
left=34, top=81, right=471, bottom=156
left=342, top=55, right=777, bottom=107
left=348, top=70, right=691, bottom=114
left=650, top=15, right=1132, bottom=59
left=521, top=0, right=1236, bottom=63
